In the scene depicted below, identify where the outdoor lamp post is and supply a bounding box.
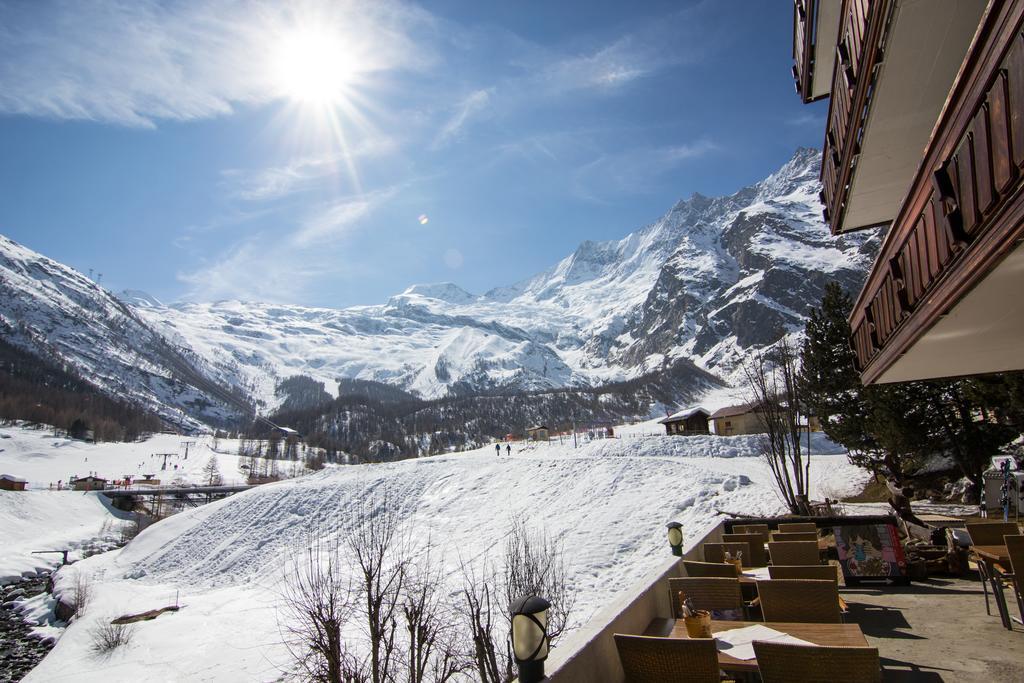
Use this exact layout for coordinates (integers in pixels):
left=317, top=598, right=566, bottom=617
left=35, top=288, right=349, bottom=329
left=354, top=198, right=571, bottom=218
left=667, top=521, right=684, bottom=556
left=511, top=595, right=551, bottom=683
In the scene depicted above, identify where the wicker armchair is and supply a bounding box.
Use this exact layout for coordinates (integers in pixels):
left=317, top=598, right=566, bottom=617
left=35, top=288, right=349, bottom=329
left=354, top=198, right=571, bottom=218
left=965, top=522, right=1020, bottom=546
left=771, top=531, right=818, bottom=543
left=753, top=641, right=881, bottom=683
left=768, top=540, right=821, bottom=566
left=755, top=579, right=842, bottom=623
left=777, top=522, right=817, bottom=534
left=703, top=542, right=749, bottom=564
left=722, top=533, right=768, bottom=567
left=668, top=577, right=745, bottom=619
left=734, top=524, right=771, bottom=544
left=613, top=634, right=720, bottom=683
left=683, top=560, right=739, bottom=578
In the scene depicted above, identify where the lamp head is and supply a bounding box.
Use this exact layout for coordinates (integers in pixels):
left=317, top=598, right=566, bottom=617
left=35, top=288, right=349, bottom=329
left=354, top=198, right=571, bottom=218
left=510, top=595, right=551, bottom=663
left=666, top=521, right=684, bottom=556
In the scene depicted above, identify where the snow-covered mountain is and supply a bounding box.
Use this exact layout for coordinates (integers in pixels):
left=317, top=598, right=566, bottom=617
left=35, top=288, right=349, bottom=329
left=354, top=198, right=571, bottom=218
left=127, top=148, right=876, bottom=408
left=0, top=148, right=875, bottom=422
left=0, top=236, right=249, bottom=428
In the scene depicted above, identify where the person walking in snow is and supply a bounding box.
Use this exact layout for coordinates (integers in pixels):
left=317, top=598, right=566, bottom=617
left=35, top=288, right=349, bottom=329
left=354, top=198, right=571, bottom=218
left=506, top=444, right=511, bottom=456
left=495, top=443, right=501, bottom=457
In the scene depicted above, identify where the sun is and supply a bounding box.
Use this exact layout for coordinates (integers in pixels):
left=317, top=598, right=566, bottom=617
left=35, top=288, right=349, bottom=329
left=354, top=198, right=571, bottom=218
left=271, top=26, right=355, bottom=106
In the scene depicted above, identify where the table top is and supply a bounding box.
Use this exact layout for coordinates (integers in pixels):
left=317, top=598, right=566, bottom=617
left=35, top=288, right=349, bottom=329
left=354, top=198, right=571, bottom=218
left=973, top=545, right=1010, bottom=564
left=643, top=618, right=868, bottom=672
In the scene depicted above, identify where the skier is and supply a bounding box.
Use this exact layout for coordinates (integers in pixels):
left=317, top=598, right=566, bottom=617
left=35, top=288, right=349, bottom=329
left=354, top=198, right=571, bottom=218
left=506, top=444, right=511, bottom=456
left=495, top=443, right=501, bottom=457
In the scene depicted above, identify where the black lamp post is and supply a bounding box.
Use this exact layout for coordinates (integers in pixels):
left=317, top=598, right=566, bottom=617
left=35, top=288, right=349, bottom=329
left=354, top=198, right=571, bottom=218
left=511, top=595, right=550, bottom=682
left=667, top=521, right=684, bottom=557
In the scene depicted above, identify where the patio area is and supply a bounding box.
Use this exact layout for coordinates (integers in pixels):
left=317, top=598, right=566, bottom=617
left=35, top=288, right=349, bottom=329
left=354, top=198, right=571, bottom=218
left=842, top=576, right=1023, bottom=682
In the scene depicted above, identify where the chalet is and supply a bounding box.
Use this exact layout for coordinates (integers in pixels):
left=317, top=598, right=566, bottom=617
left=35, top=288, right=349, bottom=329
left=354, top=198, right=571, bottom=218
left=0, top=474, right=27, bottom=491
left=792, top=0, right=1024, bottom=384
left=526, top=425, right=550, bottom=441
left=69, top=475, right=108, bottom=491
left=658, top=408, right=710, bottom=436
left=272, top=426, right=302, bottom=440
left=709, top=404, right=763, bottom=436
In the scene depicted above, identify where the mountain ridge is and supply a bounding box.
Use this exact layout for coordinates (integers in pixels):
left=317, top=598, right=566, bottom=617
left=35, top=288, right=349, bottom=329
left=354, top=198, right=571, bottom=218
left=0, top=147, right=875, bottom=425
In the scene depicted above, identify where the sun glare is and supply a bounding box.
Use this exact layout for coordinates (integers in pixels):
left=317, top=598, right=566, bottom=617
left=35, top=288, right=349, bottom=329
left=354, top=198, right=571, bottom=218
left=272, top=27, right=355, bottom=105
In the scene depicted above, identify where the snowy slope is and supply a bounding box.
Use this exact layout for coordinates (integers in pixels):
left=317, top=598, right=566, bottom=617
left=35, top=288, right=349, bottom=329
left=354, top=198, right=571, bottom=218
left=26, top=435, right=869, bottom=681
left=128, top=148, right=875, bottom=408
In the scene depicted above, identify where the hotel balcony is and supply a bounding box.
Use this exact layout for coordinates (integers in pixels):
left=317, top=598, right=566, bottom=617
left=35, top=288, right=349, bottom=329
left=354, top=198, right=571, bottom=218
left=792, top=0, right=842, bottom=104
left=849, top=0, right=1024, bottom=383
left=812, top=0, right=987, bottom=235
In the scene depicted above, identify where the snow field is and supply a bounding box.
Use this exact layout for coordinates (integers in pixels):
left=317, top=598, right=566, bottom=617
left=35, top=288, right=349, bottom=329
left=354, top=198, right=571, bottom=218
left=25, top=432, right=868, bottom=681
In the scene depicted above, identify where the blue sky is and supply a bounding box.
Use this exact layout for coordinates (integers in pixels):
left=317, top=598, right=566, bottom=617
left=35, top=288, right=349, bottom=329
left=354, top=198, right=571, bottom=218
left=0, top=0, right=827, bottom=308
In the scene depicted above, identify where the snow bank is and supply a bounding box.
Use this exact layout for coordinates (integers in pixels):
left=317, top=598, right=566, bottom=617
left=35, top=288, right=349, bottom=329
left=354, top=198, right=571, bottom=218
left=0, top=491, right=121, bottom=583
left=25, top=436, right=868, bottom=681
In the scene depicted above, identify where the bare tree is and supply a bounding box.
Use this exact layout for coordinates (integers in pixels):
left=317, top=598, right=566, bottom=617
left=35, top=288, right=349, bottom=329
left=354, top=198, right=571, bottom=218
left=458, top=516, right=577, bottom=683
left=743, top=339, right=810, bottom=514
left=403, top=547, right=467, bottom=683
left=345, top=493, right=409, bottom=683
left=279, top=534, right=364, bottom=683
left=458, top=559, right=509, bottom=683
left=502, top=515, right=575, bottom=643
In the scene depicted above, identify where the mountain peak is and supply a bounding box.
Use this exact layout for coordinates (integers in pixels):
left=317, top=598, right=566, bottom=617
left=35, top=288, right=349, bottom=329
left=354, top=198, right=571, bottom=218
left=401, top=282, right=476, bottom=304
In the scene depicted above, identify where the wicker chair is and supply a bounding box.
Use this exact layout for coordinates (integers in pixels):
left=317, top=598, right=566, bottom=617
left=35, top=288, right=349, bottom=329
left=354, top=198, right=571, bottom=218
left=683, top=560, right=739, bottom=578
left=722, top=533, right=768, bottom=567
left=966, top=522, right=1018, bottom=615
left=966, top=522, right=1020, bottom=546
left=768, top=564, right=838, bottom=582
left=734, top=523, right=771, bottom=544
left=668, top=577, right=745, bottom=619
left=756, top=579, right=842, bottom=623
left=703, top=542, right=749, bottom=564
left=768, top=540, right=821, bottom=566
left=613, top=634, right=720, bottom=683
left=769, top=564, right=847, bottom=612
left=996, top=534, right=1024, bottom=625
left=778, top=522, right=817, bottom=534
left=753, top=641, right=881, bottom=683
left=771, top=531, right=818, bottom=543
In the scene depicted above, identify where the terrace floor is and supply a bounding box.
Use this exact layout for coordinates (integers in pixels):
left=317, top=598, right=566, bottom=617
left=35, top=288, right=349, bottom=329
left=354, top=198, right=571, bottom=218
left=841, top=576, right=1023, bottom=682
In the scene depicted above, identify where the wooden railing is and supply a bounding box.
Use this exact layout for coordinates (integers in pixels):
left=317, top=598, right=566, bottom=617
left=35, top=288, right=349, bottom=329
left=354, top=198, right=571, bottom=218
left=850, top=0, right=1024, bottom=383
left=820, top=0, right=888, bottom=231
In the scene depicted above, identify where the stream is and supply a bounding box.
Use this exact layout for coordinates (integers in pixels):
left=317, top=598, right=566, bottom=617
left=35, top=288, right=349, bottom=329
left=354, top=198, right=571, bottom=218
left=0, top=572, right=55, bottom=681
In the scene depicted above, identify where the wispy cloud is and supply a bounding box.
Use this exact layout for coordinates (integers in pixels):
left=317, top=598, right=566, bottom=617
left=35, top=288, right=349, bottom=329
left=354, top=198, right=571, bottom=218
left=571, top=138, right=717, bottom=202
left=223, top=138, right=398, bottom=201
left=0, top=0, right=431, bottom=127
left=431, top=89, right=492, bottom=149
left=179, top=186, right=395, bottom=301
left=292, top=198, right=373, bottom=246
left=537, top=38, right=653, bottom=93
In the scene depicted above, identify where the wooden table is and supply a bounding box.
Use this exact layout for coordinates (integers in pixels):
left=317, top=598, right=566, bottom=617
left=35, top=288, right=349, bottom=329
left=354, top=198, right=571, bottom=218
left=973, top=545, right=1010, bottom=565
left=972, top=544, right=1013, bottom=628
left=643, top=618, right=868, bottom=673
